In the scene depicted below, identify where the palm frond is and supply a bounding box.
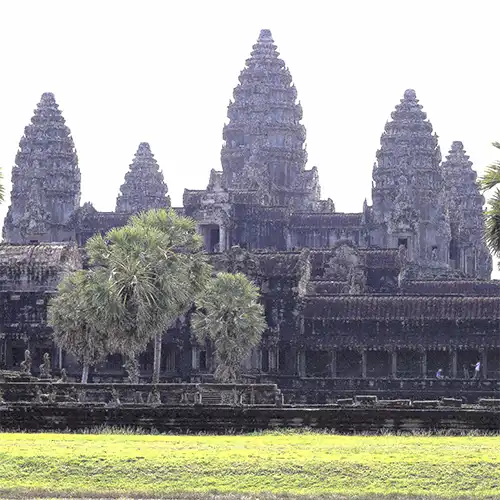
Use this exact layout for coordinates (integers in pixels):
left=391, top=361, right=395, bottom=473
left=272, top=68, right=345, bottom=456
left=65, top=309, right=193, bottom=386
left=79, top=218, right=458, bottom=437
left=0, top=167, right=4, bottom=203
left=192, top=272, right=266, bottom=382
left=484, top=188, right=500, bottom=257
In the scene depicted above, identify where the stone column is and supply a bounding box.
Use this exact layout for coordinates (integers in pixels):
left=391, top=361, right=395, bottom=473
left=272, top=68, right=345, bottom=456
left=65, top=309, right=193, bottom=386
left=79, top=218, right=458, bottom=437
left=391, top=350, right=398, bottom=378
left=249, top=348, right=258, bottom=371
left=296, top=350, right=306, bottom=377
left=58, top=347, right=63, bottom=370
left=451, top=349, right=458, bottom=378
left=328, top=349, right=337, bottom=378
left=269, top=348, right=278, bottom=372
left=421, top=350, right=427, bottom=378
left=284, top=228, right=293, bottom=250
left=481, top=348, right=488, bottom=379
left=191, top=346, right=199, bottom=370
left=219, top=225, right=226, bottom=252
left=0, top=337, right=5, bottom=367
left=361, top=350, right=367, bottom=378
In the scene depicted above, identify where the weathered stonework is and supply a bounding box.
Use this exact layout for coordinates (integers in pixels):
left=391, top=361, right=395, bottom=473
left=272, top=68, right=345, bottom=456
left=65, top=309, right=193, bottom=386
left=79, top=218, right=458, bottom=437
left=3, top=93, right=80, bottom=243
left=116, top=142, right=170, bottom=214
left=441, top=141, right=492, bottom=278
left=1, top=30, right=499, bottom=397
left=370, top=89, right=451, bottom=271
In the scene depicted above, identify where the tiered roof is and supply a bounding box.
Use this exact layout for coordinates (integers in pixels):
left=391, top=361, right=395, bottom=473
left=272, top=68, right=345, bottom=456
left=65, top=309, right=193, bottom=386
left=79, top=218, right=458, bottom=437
left=221, top=29, right=309, bottom=195
left=442, top=141, right=485, bottom=233
left=3, top=93, right=80, bottom=242
left=115, top=142, right=170, bottom=214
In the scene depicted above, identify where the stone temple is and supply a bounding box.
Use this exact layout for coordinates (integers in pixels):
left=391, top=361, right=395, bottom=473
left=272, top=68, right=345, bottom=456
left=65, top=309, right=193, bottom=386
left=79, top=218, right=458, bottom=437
left=1, top=29, right=500, bottom=397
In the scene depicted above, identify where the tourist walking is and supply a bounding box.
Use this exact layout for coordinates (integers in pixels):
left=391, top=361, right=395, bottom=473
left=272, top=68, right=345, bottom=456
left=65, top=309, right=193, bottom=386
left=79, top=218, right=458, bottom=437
left=472, top=361, right=481, bottom=379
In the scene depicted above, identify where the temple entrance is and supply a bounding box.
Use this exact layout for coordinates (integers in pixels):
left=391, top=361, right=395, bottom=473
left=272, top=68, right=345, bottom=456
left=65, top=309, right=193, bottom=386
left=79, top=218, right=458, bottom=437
left=366, top=350, right=390, bottom=378
left=6, top=339, right=26, bottom=369
left=305, top=350, right=329, bottom=376
left=337, top=349, right=362, bottom=378
left=427, top=350, right=449, bottom=378
left=163, top=346, right=179, bottom=372
left=200, top=224, right=220, bottom=253
left=199, top=350, right=207, bottom=371
left=397, top=349, right=421, bottom=378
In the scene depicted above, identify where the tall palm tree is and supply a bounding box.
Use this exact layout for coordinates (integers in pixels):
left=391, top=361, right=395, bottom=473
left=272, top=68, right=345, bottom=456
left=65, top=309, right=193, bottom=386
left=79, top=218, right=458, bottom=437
left=86, top=209, right=211, bottom=383
left=127, top=209, right=211, bottom=383
left=192, top=272, right=266, bottom=382
left=48, top=270, right=111, bottom=383
left=479, top=142, right=500, bottom=256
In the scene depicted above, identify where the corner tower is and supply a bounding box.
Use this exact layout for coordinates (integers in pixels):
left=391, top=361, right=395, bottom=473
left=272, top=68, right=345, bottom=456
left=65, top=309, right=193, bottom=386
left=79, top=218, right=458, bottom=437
left=442, top=141, right=492, bottom=278
left=115, top=142, right=170, bottom=214
left=3, top=93, right=80, bottom=243
left=371, top=89, right=450, bottom=264
left=221, top=29, right=320, bottom=209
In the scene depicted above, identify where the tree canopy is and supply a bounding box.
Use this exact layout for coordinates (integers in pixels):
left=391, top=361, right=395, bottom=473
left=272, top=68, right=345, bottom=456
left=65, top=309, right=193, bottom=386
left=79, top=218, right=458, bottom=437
left=62, top=208, right=211, bottom=383
left=48, top=209, right=267, bottom=384
left=192, top=272, right=266, bottom=382
left=48, top=270, right=111, bottom=383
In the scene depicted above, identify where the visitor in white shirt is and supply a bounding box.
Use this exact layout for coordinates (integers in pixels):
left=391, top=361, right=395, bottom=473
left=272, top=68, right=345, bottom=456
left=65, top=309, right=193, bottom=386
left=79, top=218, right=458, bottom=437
left=472, top=361, right=481, bottom=379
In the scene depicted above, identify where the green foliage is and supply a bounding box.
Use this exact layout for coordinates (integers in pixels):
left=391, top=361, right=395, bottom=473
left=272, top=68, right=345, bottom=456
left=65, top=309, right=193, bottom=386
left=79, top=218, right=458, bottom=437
left=0, top=167, right=4, bottom=203
left=48, top=208, right=211, bottom=382
left=192, top=272, right=266, bottom=382
left=0, top=433, right=499, bottom=498
left=479, top=142, right=500, bottom=257
left=85, top=209, right=211, bottom=376
left=479, top=142, right=500, bottom=191
left=47, top=270, right=111, bottom=381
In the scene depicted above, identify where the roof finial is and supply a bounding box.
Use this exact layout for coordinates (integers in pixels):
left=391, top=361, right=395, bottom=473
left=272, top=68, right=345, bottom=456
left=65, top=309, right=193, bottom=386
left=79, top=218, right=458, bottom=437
left=258, top=29, right=273, bottom=42
left=404, top=89, right=417, bottom=100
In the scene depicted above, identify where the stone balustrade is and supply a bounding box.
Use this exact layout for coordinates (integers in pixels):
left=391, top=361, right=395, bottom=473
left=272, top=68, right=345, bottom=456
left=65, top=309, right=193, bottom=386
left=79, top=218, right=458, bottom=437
left=0, top=382, right=283, bottom=407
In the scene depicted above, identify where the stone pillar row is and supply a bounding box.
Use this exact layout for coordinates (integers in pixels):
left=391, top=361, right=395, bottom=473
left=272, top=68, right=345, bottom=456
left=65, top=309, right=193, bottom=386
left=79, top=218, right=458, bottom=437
left=290, top=346, right=496, bottom=379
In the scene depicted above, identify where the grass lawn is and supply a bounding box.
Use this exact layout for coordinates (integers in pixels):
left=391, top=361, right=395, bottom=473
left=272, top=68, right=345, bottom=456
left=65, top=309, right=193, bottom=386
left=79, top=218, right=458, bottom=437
left=0, top=431, right=499, bottom=499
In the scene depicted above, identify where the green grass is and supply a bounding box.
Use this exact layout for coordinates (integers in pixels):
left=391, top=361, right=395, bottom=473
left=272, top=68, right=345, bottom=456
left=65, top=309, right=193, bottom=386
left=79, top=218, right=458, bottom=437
left=0, top=431, right=499, bottom=498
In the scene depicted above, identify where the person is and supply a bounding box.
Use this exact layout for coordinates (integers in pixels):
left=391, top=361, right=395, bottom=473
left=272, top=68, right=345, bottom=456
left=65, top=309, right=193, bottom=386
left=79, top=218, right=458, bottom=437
left=436, top=368, right=443, bottom=379
left=473, top=361, right=481, bottom=380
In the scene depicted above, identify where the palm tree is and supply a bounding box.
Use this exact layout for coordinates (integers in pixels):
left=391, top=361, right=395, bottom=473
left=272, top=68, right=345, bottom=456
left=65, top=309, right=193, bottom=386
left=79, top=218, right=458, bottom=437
left=86, top=209, right=211, bottom=383
left=127, top=209, right=211, bottom=383
left=192, top=272, right=267, bottom=382
left=48, top=270, right=111, bottom=383
left=0, top=167, right=4, bottom=203
left=479, top=142, right=500, bottom=256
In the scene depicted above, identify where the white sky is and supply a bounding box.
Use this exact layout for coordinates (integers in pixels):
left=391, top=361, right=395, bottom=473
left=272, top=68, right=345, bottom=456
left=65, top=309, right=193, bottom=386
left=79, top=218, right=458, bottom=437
left=0, top=0, right=499, bottom=269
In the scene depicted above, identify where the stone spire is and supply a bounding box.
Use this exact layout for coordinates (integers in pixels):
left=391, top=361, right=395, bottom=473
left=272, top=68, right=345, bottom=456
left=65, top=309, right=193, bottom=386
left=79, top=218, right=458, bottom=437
left=371, top=90, right=450, bottom=264
left=442, top=141, right=492, bottom=278
left=221, top=29, right=317, bottom=208
left=3, top=92, right=80, bottom=243
left=115, top=142, right=170, bottom=214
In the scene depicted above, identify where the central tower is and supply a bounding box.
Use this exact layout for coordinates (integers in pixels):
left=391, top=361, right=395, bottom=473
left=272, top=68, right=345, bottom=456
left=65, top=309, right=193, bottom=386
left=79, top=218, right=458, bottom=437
left=220, top=29, right=319, bottom=209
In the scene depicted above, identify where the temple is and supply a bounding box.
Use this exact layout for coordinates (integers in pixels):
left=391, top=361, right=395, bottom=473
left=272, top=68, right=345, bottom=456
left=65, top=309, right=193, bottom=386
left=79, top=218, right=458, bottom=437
left=1, top=30, right=499, bottom=395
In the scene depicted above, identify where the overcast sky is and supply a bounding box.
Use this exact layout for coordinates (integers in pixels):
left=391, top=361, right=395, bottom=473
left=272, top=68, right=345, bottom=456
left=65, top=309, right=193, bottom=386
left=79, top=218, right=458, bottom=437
left=0, top=1, right=499, bottom=258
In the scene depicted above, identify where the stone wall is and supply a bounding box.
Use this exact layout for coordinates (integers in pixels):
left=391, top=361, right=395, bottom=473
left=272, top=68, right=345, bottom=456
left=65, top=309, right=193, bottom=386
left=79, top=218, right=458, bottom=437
left=0, top=382, right=282, bottom=406
left=0, top=404, right=499, bottom=434
left=264, top=376, right=500, bottom=404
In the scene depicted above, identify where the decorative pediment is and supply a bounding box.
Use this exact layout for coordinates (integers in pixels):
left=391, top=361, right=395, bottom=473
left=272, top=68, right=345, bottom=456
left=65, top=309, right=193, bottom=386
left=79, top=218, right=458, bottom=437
left=325, top=241, right=362, bottom=281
